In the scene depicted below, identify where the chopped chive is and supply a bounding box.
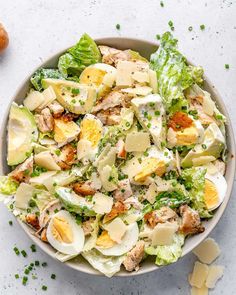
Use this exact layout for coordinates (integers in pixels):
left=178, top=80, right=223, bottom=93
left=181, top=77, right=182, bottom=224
left=200, top=24, right=205, bottom=30
left=155, top=110, right=160, bottom=116
left=156, top=34, right=161, bottom=40
left=202, top=144, right=207, bottom=149
left=24, top=269, right=30, bottom=275
left=30, top=244, right=36, bottom=252
left=22, top=276, right=28, bottom=286
left=21, top=250, right=27, bottom=257
left=35, top=260, right=40, bottom=266
left=15, top=274, right=19, bottom=279
left=9, top=220, right=13, bottom=226
left=225, top=64, right=229, bottom=69
left=13, top=247, right=20, bottom=256
left=168, top=20, right=173, bottom=27
left=42, top=285, right=47, bottom=291
left=116, top=24, right=121, bottom=30
left=51, top=274, right=56, bottom=280
left=42, top=262, right=48, bottom=267
left=147, top=122, right=151, bottom=128
left=188, top=26, right=193, bottom=31
left=71, top=88, right=80, bottom=95
left=160, top=1, right=164, bottom=7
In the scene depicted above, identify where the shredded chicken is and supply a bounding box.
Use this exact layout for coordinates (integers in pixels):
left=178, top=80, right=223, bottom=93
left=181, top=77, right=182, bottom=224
left=55, top=144, right=77, bottom=170
left=103, top=201, right=127, bottom=223
left=114, top=179, right=133, bottom=201
left=179, top=205, right=205, bottom=235
left=25, top=213, right=40, bottom=230
left=82, top=218, right=95, bottom=236
left=48, top=101, right=64, bottom=118
left=61, top=112, right=79, bottom=122
left=99, top=45, right=131, bottom=66
left=73, top=181, right=96, bottom=196
left=9, top=156, right=33, bottom=183
left=96, top=107, right=121, bottom=125
left=190, top=101, right=216, bottom=126
left=123, top=241, right=145, bottom=272
left=36, top=107, right=54, bottom=133
left=144, top=207, right=177, bottom=228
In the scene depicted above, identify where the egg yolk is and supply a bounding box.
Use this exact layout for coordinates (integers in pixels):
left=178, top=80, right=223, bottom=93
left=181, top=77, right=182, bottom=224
left=204, top=179, right=219, bottom=210
left=80, top=67, right=106, bottom=87
left=134, top=158, right=166, bottom=182
left=96, top=231, right=116, bottom=249
left=51, top=216, right=74, bottom=244
left=80, top=118, right=102, bottom=147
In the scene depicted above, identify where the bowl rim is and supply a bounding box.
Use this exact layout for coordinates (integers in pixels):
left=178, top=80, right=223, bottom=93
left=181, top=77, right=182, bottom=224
left=0, top=36, right=235, bottom=277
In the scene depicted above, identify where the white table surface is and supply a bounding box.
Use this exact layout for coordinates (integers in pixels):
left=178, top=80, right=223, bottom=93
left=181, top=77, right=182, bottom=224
left=0, top=0, right=236, bottom=294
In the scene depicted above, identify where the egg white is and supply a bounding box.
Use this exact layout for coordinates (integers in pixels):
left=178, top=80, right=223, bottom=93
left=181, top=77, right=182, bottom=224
left=47, top=210, right=85, bottom=255
left=95, top=222, right=139, bottom=256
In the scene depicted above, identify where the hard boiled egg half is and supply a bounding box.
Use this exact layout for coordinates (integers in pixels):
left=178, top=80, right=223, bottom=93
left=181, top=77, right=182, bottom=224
left=47, top=210, right=85, bottom=255
left=79, top=63, right=117, bottom=98
left=204, top=172, right=227, bottom=211
left=77, top=114, right=103, bottom=163
left=96, top=221, right=139, bottom=256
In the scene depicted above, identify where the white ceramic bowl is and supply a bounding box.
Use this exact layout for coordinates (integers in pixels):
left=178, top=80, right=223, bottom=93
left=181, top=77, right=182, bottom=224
left=0, top=37, right=235, bottom=276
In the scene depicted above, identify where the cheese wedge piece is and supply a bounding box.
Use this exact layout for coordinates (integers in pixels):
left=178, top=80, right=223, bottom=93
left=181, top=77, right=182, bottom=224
left=15, top=183, right=34, bottom=209
left=189, top=262, right=209, bottom=288
left=205, top=265, right=224, bottom=289
left=104, top=217, right=127, bottom=243
left=192, top=238, right=221, bottom=264
left=34, top=151, right=61, bottom=171
left=151, top=222, right=177, bottom=246
left=191, top=286, right=208, bottom=295
left=125, top=132, right=150, bottom=152
left=144, top=182, right=158, bottom=204
left=92, top=193, right=113, bottom=214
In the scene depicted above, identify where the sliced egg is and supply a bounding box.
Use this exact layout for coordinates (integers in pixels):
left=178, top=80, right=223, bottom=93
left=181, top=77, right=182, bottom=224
left=47, top=210, right=85, bottom=255
left=134, top=146, right=175, bottom=182
left=204, top=172, right=227, bottom=211
left=79, top=63, right=117, bottom=98
left=167, top=120, right=204, bottom=147
left=96, top=222, right=139, bottom=256
left=80, top=114, right=103, bottom=148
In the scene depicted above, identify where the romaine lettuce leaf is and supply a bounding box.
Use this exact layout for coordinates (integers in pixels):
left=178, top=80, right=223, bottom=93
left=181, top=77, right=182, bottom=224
left=82, top=249, right=124, bottom=277
left=58, top=33, right=101, bottom=78
left=31, top=68, right=64, bottom=91
left=0, top=176, right=19, bottom=195
left=83, top=215, right=101, bottom=251
left=150, top=32, right=203, bottom=113
left=181, top=167, right=211, bottom=218
left=145, top=234, right=184, bottom=266
left=153, top=189, right=190, bottom=210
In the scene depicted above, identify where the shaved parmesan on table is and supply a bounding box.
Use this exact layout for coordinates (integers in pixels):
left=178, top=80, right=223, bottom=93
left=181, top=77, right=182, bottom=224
left=189, top=261, right=209, bottom=288
left=205, top=265, right=224, bottom=289
left=125, top=132, right=150, bottom=152
left=104, top=217, right=127, bottom=243
left=92, top=193, right=113, bottom=214
left=191, top=285, right=208, bottom=295
left=151, top=222, right=178, bottom=246
left=193, top=238, right=221, bottom=264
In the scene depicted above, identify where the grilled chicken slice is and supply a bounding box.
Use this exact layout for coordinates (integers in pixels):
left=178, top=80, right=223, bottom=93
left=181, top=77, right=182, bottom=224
left=9, top=156, right=33, bottom=183
left=123, top=241, right=145, bottom=272
left=179, top=205, right=204, bottom=235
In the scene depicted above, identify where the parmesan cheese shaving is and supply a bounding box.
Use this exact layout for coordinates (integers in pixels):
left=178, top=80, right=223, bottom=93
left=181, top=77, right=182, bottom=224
left=125, top=132, right=150, bottom=152
left=151, top=222, right=178, bottom=246
left=144, top=182, right=158, bottom=204
left=189, top=261, right=209, bottom=288
left=104, top=217, right=127, bottom=243
left=191, top=285, right=208, bottom=295
left=92, top=193, right=113, bottom=214
left=193, top=238, right=221, bottom=264
left=205, top=265, right=224, bottom=289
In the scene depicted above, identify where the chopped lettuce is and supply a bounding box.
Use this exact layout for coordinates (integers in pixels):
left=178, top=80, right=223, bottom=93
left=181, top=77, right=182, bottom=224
left=150, top=32, right=203, bottom=113
left=58, top=33, right=101, bottom=78
left=181, top=167, right=211, bottom=218
left=30, top=68, right=64, bottom=91
left=82, top=249, right=124, bottom=277
left=83, top=215, right=101, bottom=251
left=153, top=190, right=190, bottom=210
left=33, top=189, right=56, bottom=211
left=0, top=176, right=19, bottom=195
left=145, top=234, right=184, bottom=266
